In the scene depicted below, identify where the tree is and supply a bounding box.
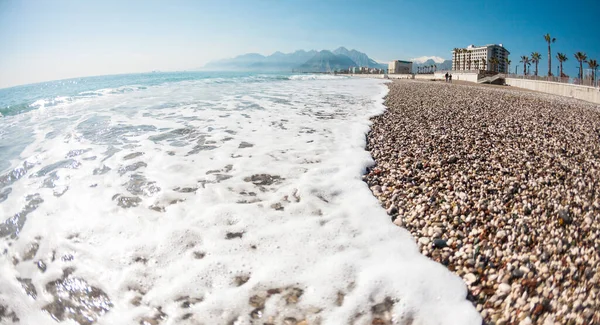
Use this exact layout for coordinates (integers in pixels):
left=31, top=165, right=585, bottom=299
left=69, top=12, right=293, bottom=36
left=556, top=53, right=568, bottom=78
left=481, top=58, right=487, bottom=71
left=574, top=52, right=588, bottom=82
left=462, top=49, right=467, bottom=70
left=520, top=56, right=530, bottom=75
left=492, top=58, right=501, bottom=72
left=505, top=58, right=511, bottom=74
left=588, top=59, right=598, bottom=84
left=544, top=34, right=556, bottom=76
left=531, top=52, right=542, bottom=76
left=453, top=48, right=460, bottom=71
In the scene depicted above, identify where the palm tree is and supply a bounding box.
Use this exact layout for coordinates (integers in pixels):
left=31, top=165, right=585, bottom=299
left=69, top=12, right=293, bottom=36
left=481, top=58, right=487, bottom=71
left=556, top=53, right=568, bottom=78
left=530, top=52, right=542, bottom=76
left=462, top=49, right=467, bottom=70
left=493, top=58, right=501, bottom=72
left=520, top=56, right=530, bottom=75
left=544, top=34, right=556, bottom=76
left=588, top=59, right=598, bottom=84
left=505, top=58, right=511, bottom=74
left=453, top=48, right=460, bottom=71
left=574, top=52, right=587, bottom=82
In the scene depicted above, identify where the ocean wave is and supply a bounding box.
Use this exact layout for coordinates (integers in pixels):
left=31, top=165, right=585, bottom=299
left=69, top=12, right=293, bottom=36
left=0, top=73, right=349, bottom=117
left=0, top=85, right=149, bottom=117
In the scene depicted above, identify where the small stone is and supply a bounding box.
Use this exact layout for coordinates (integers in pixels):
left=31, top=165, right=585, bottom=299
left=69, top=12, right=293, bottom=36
left=558, top=209, right=572, bottom=225
left=432, top=238, right=448, bottom=249
left=512, top=269, right=525, bottom=279
left=497, top=283, right=511, bottom=297
left=496, top=230, right=507, bottom=239
left=464, top=273, right=477, bottom=285
left=393, top=217, right=404, bottom=227
left=36, top=260, right=47, bottom=272
left=284, top=317, right=298, bottom=325
left=386, top=205, right=398, bottom=215
left=418, top=237, right=430, bottom=245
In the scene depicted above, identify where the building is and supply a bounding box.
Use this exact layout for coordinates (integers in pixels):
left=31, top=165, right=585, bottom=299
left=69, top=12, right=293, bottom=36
left=452, top=44, right=510, bottom=73
left=388, top=60, right=413, bottom=74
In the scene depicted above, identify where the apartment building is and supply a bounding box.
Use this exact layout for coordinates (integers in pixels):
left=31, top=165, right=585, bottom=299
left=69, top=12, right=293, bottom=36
left=452, top=44, right=510, bottom=73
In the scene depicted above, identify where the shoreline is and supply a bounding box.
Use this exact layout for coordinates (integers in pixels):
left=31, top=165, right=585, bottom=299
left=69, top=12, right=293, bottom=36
left=363, top=80, right=600, bottom=324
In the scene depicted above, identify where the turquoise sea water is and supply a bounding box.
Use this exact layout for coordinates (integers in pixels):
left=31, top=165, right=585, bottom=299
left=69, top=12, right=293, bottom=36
left=0, top=72, right=297, bottom=172
left=0, top=72, right=290, bottom=117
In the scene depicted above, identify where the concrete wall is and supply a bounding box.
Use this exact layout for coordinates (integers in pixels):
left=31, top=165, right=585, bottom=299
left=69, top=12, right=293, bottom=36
left=415, top=72, right=480, bottom=83
left=414, top=74, right=437, bottom=80
left=448, top=72, right=479, bottom=83
left=505, top=78, right=600, bottom=105
left=347, top=72, right=480, bottom=83
left=387, top=74, right=414, bottom=79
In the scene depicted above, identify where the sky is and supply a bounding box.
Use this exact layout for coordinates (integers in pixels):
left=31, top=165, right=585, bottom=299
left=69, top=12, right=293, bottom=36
left=1, top=0, right=599, bottom=88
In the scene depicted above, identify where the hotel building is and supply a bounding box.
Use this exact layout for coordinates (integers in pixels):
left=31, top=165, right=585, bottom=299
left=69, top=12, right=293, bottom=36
left=452, top=44, right=510, bottom=73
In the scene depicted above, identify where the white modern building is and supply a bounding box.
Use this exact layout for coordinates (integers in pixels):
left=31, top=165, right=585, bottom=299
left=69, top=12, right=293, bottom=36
left=452, top=44, right=510, bottom=73
left=388, top=60, right=413, bottom=74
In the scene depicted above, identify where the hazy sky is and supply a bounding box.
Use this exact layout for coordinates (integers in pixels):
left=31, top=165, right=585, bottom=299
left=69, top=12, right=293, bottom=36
left=1, top=0, right=599, bottom=88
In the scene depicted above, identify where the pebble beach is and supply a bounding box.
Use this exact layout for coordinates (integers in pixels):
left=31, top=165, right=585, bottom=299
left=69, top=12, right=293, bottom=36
left=364, top=80, right=600, bottom=325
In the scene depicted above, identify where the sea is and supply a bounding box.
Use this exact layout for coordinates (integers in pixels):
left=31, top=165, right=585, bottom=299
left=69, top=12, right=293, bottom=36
left=0, top=72, right=480, bottom=324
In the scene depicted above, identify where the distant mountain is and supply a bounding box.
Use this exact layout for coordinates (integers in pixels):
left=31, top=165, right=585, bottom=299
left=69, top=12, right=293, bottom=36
left=203, top=53, right=267, bottom=70
left=202, top=47, right=384, bottom=72
left=412, top=59, right=452, bottom=73
left=204, top=50, right=317, bottom=71
left=333, top=47, right=385, bottom=69
left=296, top=50, right=358, bottom=72
left=246, top=50, right=318, bottom=71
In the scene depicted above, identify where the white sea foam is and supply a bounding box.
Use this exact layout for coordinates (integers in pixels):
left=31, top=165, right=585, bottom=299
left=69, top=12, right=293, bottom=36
left=288, top=74, right=347, bottom=81
left=0, top=76, right=480, bottom=324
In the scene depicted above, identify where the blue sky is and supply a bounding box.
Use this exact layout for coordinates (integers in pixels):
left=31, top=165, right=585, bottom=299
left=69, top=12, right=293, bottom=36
left=1, top=0, right=599, bottom=88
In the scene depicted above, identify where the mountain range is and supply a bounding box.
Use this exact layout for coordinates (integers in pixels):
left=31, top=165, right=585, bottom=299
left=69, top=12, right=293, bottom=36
left=411, top=59, right=453, bottom=73
left=203, top=47, right=387, bottom=72
left=203, top=47, right=451, bottom=73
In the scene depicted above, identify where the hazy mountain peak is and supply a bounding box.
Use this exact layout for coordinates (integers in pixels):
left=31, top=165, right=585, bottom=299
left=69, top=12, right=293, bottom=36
left=410, top=56, right=447, bottom=64
left=334, top=46, right=350, bottom=54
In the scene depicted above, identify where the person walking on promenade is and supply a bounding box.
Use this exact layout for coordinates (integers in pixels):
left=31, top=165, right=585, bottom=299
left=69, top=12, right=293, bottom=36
left=449, top=74, right=452, bottom=83
left=445, top=72, right=449, bottom=82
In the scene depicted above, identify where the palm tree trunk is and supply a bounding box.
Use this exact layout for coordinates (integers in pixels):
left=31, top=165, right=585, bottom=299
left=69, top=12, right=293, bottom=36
left=548, top=44, right=552, bottom=76
left=559, top=62, right=563, bottom=78
left=580, top=62, right=583, bottom=83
